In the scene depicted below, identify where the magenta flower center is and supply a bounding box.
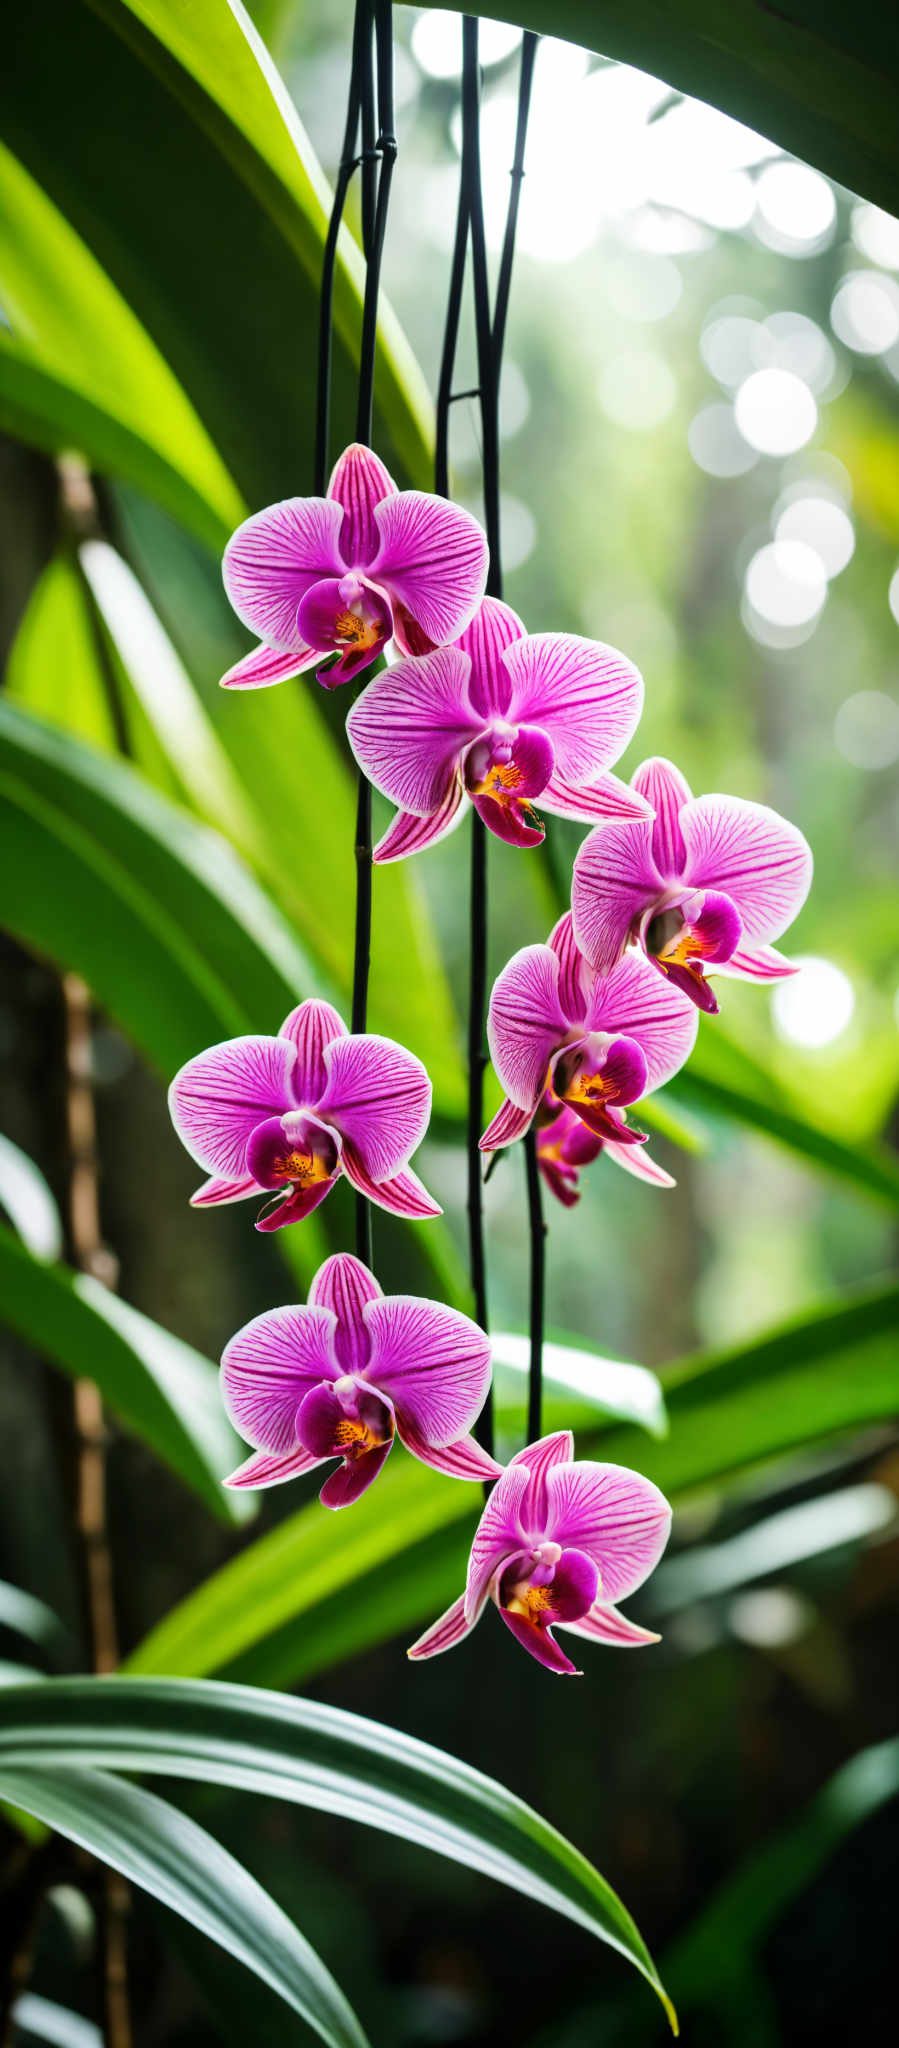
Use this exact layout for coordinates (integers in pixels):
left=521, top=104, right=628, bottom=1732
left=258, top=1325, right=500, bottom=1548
left=497, top=1541, right=599, bottom=1632
left=246, top=1113, right=339, bottom=1191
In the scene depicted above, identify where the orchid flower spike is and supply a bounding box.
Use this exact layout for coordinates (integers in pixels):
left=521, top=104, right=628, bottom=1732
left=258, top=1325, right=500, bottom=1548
left=409, top=1431, right=671, bottom=1674
left=571, top=756, right=813, bottom=1014
left=168, top=998, right=440, bottom=1229
left=222, top=1252, right=500, bottom=1504
left=480, top=914, right=696, bottom=1184
left=220, top=443, right=488, bottom=691
left=345, top=596, right=651, bottom=860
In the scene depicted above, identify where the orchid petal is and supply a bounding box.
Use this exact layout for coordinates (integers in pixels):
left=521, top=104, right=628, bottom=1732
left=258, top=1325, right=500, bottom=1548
left=547, top=914, right=590, bottom=1020
left=346, top=647, right=481, bottom=814
left=316, top=1033, right=431, bottom=1180
left=571, top=816, right=661, bottom=974
left=465, top=1463, right=532, bottom=1618
left=680, top=794, right=813, bottom=942
left=466, top=723, right=554, bottom=801
left=584, top=949, right=699, bottom=1091
left=219, top=641, right=319, bottom=691
left=470, top=792, right=545, bottom=847
left=223, top=497, right=345, bottom=650
left=326, top=443, right=396, bottom=566
left=254, top=1176, right=336, bottom=1230
left=719, top=940, right=799, bottom=980
left=370, top=490, right=488, bottom=645
left=480, top=1095, right=534, bottom=1151
left=604, top=1139, right=675, bottom=1189
left=502, top=633, right=644, bottom=783
left=245, top=1111, right=340, bottom=1192
left=544, top=1460, right=672, bottom=1603
left=223, top=1444, right=324, bottom=1490
left=497, top=1607, right=582, bottom=1675
left=632, top=756, right=692, bottom=877
left=340, top=1151, right=443, bottom=1219
left=319, top=1436, right=394, bottom=1509
left=539, top=768, right=652, bottom=824
left=365, top=1296, right=491, bottom=1445
left=168, top=1035, right=296, bottom=1178
left=278, top=1000, right=347, bottom=1105
left=296, top=575, right=392, bottom=672
left=220, top=1303, right=338, bottom=1453
left=508, top=1431, right=575, bottom=1534
left=373, top=785, right=468, bottom=864
left=408, top=1592, right=485, bottom=1660
left=562, top=1601, right=661, bottom=1647
left=487, top=944, right=572, bottom=1113
left=296, top=1378, right=393, bottom=1458
left=399, top=1425, right=503, bottom=1483
left=309, top=1252, right=381, bottom=1374
left=457, top=596, right=525, bottom=717
left=190, top=1172, right=259, bottom=1207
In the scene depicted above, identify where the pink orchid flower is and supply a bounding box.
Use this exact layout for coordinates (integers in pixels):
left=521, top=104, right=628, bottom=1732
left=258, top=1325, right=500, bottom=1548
left=571, top=756, right=813, bottom=1014
left=345, top=596, right=651, bottom=859
left=479, top=914, right=697, bottom=1168
left=222, top=1252, right=500, bottom=1504
left=409, top=1430, right=670, bottom=1675
left=535, top=1096, right=675, bottom=1206
left=168, top=998, right=440, bottom=1230
left=220, top=443, right=488, bottom=691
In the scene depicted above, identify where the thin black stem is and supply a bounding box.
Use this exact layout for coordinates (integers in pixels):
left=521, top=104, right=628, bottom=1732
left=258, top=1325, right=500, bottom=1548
left=359, top=1, right=377, bottom=261
left=491, top=31, right=538, bottom=370
left=467, top=811, right=490, bottom=1449
left=523, top=1127, right=547, bottom=1443
left=356, top=0, right=397, bottom=445
left=352, top=768, right=373, bottom=1266
left=461, top=16, right=501, bottom=595
left=314, top=0, right=369, bottom=493
left=435, top=177, right=469, bottom=499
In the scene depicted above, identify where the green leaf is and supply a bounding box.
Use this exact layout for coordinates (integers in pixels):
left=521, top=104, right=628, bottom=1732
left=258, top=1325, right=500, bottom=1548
left=0, top=1579, right=67, bottom=1660
left=0, top=1224, right=251, bottom=1526
left=0, top=1762, right=369, bottom=2048
left=492, top=1333, right=667, bottom=1443
left=12, top=1992, right=101, bottom=2048
left=0, top=1676, right=677, bottom=2027
left=420, top=1, right=899, bottom=217
left=0, top=140, right=244, bottom=551
left=0, top=1135, right=62, bottom=1261
left=0, top=0, right=430, bottom=508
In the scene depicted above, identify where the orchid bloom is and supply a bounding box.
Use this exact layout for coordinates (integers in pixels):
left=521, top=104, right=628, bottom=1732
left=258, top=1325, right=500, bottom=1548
left=168, top=998, right=440, bottom=1229
left=345, top=596, right=650, bottom=860
left=534, top=1097, right=674, bottom=1206
left=409, top=1430, right=670, bottom=1674
left=222, top=1252, right=500, bottom=1503
left=571, top=756, right=813, bottom=1014
left=479, top=914, right=697, bottom=1174
left=220, top=443, right=488, bottom=691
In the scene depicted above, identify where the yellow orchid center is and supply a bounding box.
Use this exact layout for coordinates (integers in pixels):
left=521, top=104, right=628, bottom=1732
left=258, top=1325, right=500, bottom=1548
left=271, top=1147, right=333, bottom=1187
left=333, top=1416, right=381, bottom=1456
left=335, top=607, right=382, bottom=650
left=505, top=1582, right=554, bottom=1622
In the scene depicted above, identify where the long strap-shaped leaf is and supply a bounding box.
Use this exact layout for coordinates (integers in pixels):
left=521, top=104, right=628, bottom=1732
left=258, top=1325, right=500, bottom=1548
left=0, top=1760, right=368, bottom=2048
left=0, top=1677, right=677, bottom=2028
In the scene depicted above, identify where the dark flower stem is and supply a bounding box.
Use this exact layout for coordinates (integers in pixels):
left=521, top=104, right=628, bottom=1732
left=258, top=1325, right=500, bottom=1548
left=524, top=1126, right=547, bottom=1443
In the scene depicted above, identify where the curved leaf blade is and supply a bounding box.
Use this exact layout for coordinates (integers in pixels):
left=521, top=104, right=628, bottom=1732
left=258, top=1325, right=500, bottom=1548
left=0, top=1677, right=677, bottom=2027
left=0, top=1133, right=63, bottom=1261
left=0, top=1762, right=369, bottom=2048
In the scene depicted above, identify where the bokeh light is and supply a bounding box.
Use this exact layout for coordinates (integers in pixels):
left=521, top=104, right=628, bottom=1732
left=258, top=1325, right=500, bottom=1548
left=753, top=162, right=836, bottom=253
left=772, top=957, right=855, bottom=1047
left=744, top=539, right=827, bottom=628
left=850, top=202, right=899, bottom=269
left=834, top=690, right=899, bottom=768
left=734, top=367, right=817, bottom=454
left=830, top=270, right=899, bottom=354
left=411, top=9, right=521, bottom=77
left=688, top=402, right=758, bottom=477
left=775, top=496, right=855, bottom=577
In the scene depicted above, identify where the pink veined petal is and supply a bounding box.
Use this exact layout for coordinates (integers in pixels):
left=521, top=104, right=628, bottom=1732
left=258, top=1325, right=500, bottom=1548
left=497, top=1607, right=582, bottom=1676
left=680, top=794, right=813, bottom=943
left=456, top=596, right=526, bottom=718
left=319, top=1436, right=394, bottom=1509
left=399, top=1426, right=503, bottom=1483
left=373, top=784, right=468, bottom=864
left=480, top=1095, right=535, bottom=1151
left=255, top=1176, right=336, bottom=1231
left=346, top=647, right=482, bottom=814
left=391, top=604, right=437, bottom=658
left=544, top=1104, right=604, bottom=1169
left=584, top=949, right=699, bottom=1091
left=465, top=1463, right=532, bottom=1619
left=571, top=816, right=662, bottom=975
left=168, top=1035, right=297, bottom=1178
left=562, top=1600, right=661, bottom=1647
left=222, top=497, right=346, bottom=650
left=718, top=940, right=799, bottom=980
left=219, top=642, right=319, bottom=691
left=470, top=792, right=545, bottom=848
left=370, top=490, right=489, bottom=645
left=364, top=1296, right=492, bottom=1445
left=537, top=1157, right=582, bottom=1208
left=547, top=913, right=590, bottom=1021
left=408, top=1591, right=486, bottom=1660
left=508, top=1431, right=575, bottom=1536
left=502, top=633, right=644, bottom=783
left=486, top=944, right=572, bottom=1112
left=544, top=1460, right=672, bottom=1604
left=220, top=1302, right=338, bottom=1453
left=316, top=1033, right=431, bottom=1181
left=190, top=1171, right=260, bottom=1207
left=632, top=756, right=692, bottom=878
left=539, top=768, right=652, bottom=825
left=340, top=1150, right=443, bottom=1218
left=309, top=1252, right=381, bottom=1374
left=296, top=575, right=392, bottom=668
left=223, top=1444, right=324, bottom=1490
left=604, top=1139, right=675, bottom=1189
left=278, top=1000, right=348, bottom=1105
left=326, top=443, right=396, bottom=566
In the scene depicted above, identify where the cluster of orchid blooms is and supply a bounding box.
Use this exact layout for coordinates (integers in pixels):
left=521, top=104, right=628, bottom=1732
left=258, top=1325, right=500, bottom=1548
left=169, top=444, right=812, bottom=1676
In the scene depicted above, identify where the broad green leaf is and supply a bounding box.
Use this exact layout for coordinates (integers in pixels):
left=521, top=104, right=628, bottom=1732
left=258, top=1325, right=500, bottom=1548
left=420, top=1, right=899, bottom=217
left=0, top=1762, right=368, bottom=2048
left=0, top=1134, right=62, bottom=1261
left=492, top=1332, right=667, bottom=1443
left=0, top=1225, right=251, bottom=1526
left=0, top=0, right=430, bottom=509
left=0, top=1676, right=677, bottom=2026
left=0, top=141, right=243, bottom=551
left=650, top=1481, right=897, bottom=1614
left=12, top=1993, right=101, bottom=2048
left=0, top=1663, right=45, bottom=1689
left=0, top=1578, right=67, bottom=1659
